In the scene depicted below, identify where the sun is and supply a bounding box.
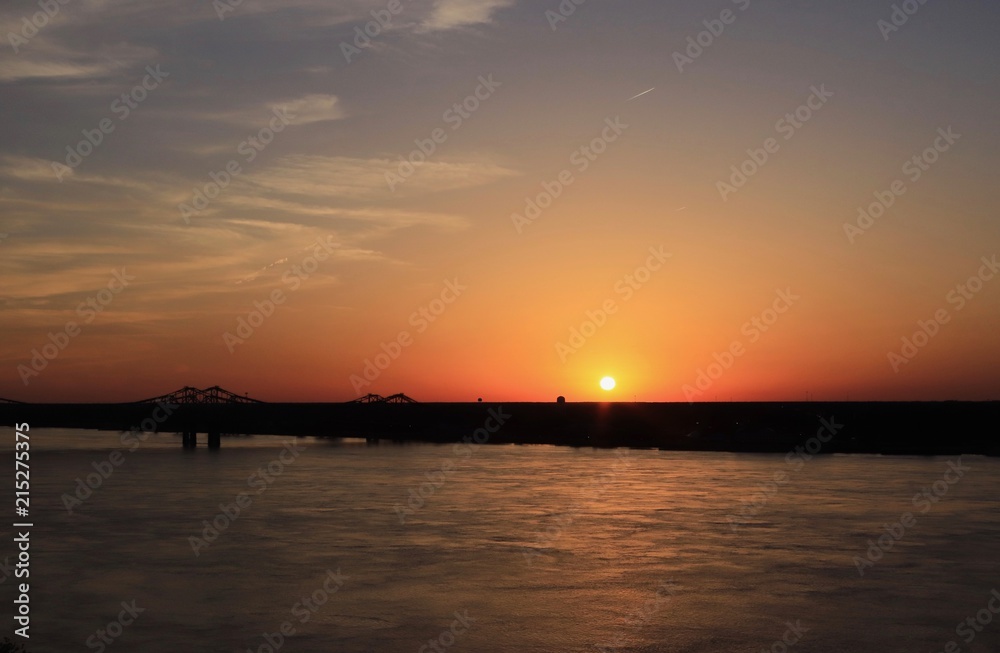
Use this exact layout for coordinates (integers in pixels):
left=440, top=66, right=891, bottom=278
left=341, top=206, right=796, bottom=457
left=599, top=376, right=616, bottom=391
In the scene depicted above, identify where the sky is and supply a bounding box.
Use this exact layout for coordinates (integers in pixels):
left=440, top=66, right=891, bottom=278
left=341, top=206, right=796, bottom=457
left=0, top=0, right=998, bottom=403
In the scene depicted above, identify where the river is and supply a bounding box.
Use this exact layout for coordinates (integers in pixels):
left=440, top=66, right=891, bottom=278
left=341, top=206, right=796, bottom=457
left=2, top=428, right=998, bottom=652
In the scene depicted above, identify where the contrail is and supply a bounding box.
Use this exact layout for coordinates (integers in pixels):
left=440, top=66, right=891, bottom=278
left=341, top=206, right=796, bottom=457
left=626, top=87, right=655, bottom=102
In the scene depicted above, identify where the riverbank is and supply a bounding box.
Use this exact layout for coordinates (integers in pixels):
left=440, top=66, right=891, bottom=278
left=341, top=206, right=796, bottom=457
left=1, top=401, right=997, bottom=456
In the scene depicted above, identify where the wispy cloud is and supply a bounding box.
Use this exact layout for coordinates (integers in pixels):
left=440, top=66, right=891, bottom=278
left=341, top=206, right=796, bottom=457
left=236, top=154, right=518, bottom=200
left=0, top=39, right=159, bottom=82
left=273, top=94, right=344, bottom=125
left=422, top=0, right=516, bottom=30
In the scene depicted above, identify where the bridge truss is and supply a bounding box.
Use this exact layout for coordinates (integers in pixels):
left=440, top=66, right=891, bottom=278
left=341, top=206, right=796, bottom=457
left=135, top=386, right=264, bottom=405
left=350, top=393, right=418, bottom=404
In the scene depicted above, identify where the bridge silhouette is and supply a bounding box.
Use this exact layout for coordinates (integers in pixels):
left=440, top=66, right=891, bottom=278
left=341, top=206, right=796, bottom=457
left=350, top=393, right=418, bottom=404
left=137, top=385, right=265, bottom=406
left=129, top=386, right=416, bottom=448
left=131, top=386, right=416, bottom=407
left=126, top=385, right=266, bottom=448
left=2, top=386, right=416, bottom=407
left=0, top=386, right=426, bottom=449
left=1, top=387, right=999, bottom=455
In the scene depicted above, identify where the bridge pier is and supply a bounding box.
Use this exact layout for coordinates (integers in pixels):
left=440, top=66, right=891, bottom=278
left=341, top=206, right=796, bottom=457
left=181, top=430, right=221, bottom=448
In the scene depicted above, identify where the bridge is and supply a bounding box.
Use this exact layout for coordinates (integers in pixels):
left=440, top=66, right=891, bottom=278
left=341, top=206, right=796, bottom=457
left=137, top=385, right=264, bottom=406
left=351, top=393, right=418, bottom=404
left=1, top=390, right=998, bottom=455
left=129, top=386, right=266, bottom=448
left=128, top=387, right=418, bottom=448
left=0, top=386, right=432, bottom=449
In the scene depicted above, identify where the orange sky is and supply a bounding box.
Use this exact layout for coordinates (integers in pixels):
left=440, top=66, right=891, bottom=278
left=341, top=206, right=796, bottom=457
left=1, top=1, right=998, bottom=402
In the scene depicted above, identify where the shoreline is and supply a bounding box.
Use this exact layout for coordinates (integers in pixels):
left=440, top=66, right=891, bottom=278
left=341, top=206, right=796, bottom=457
left=2, top=400, right=997, bottom=457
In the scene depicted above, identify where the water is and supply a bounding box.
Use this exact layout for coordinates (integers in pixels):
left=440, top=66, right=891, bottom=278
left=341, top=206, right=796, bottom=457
left=2, top=428, right=999, bottom=652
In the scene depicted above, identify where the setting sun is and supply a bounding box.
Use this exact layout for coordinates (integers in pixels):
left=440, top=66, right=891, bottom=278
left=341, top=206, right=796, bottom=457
left=600, top=376, right=616, bottom=391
